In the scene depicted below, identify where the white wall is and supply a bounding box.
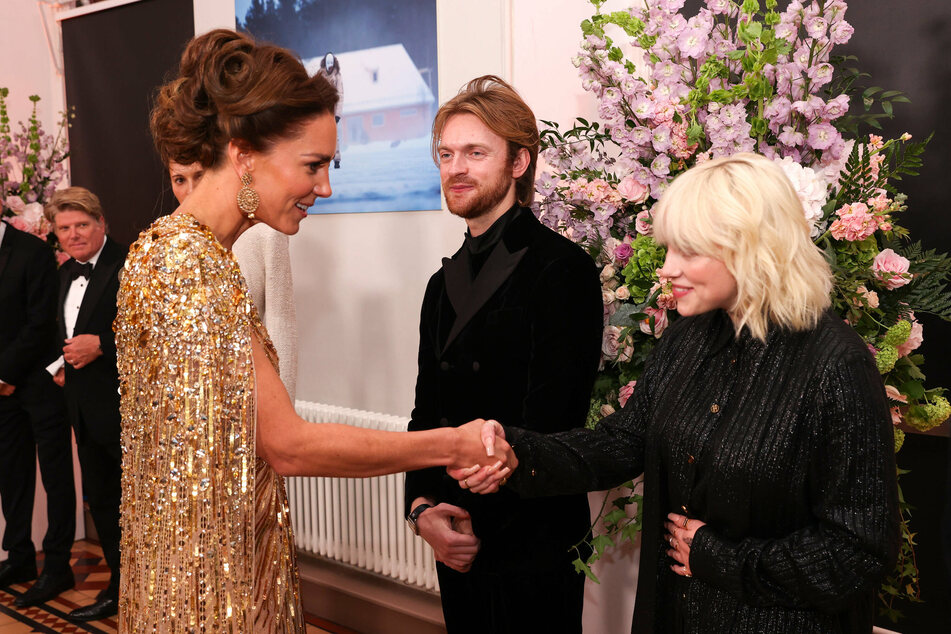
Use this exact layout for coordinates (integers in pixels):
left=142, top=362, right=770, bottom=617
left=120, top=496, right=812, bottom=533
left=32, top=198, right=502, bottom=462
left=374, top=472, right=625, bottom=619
left=0, top=0, right=610, bottom=417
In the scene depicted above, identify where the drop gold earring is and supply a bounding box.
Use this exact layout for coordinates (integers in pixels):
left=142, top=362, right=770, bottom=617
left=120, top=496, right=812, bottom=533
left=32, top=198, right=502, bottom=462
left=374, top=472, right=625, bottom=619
left=237, top=172, right=260, bottom=220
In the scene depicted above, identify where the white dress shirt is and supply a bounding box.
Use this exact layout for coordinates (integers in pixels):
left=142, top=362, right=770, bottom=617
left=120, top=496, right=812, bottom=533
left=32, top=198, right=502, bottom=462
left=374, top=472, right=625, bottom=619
left=46, top=239, right=106, bottom=376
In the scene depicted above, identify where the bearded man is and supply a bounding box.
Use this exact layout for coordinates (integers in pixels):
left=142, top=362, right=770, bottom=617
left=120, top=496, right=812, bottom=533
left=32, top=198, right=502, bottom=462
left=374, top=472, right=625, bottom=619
left=404, top=76, right=603, bottom=633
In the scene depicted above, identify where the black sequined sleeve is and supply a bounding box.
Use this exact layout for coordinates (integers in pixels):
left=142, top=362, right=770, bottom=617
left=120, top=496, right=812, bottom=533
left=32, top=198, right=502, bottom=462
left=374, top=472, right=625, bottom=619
left=688, top=348, right=900, bottom=609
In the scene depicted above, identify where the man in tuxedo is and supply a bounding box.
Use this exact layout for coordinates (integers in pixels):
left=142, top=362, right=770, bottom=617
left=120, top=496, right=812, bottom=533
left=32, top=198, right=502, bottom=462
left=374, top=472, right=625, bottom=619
left=404, top=76, right=603, bottom=633
left=42, top=187, right=126, bottom=620
left=0, top=219, right=76, bottom=604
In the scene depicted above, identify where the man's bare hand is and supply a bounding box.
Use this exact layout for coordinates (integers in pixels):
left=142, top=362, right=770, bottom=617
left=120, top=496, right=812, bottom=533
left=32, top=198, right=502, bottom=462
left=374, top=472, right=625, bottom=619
left=0, top=383, right=15, bottom=397
left=53, top=367, right=65, bottom=387
left=63, top=334, right=101, bottom=369
left=416, top=503, right=481, bottom=572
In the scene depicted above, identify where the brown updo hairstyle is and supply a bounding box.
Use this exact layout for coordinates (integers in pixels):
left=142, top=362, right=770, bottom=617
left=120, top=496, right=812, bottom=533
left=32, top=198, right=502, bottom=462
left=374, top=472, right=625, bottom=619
left=151, top=29, right=339, bottom=169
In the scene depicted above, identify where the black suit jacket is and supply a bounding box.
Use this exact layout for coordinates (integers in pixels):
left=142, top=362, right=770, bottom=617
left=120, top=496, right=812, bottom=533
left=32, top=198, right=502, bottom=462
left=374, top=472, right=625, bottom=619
left=0, top=222, right=59, bottom=385
left=58, top=236, right=126, bottom=444
left=405, top=207, right=603, bottom=573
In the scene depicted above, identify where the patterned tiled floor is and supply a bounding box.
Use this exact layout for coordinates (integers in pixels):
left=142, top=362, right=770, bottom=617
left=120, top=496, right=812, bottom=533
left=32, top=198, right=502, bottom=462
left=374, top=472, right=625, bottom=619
left=0, top=541, right=339, bottom=633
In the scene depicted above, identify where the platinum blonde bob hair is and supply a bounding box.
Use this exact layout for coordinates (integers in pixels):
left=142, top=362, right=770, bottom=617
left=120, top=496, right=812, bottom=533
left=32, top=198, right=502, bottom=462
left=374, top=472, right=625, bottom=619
left=652, top=152, right=832, bottom=340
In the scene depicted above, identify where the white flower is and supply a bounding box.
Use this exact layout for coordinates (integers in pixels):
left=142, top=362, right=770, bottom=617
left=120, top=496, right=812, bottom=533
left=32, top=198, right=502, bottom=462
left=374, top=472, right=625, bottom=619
left=774, top=157, right=828, bottom=236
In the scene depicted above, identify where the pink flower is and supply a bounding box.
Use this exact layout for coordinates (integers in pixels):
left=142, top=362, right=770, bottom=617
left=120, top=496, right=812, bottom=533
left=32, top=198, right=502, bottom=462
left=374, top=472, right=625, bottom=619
left=635, top=210, right=653, bottom=235
left=614, top=242, right=634, bottom=265
left=639, top=307, right=668, bottom=337
left=885, top=385, right=908, bottom=404
left=829, top=202, right=877, bottom=241
left=889, top=406, right=903, bottom=426
left=602, top=326, right=622, bottom=359
left=4, top=195, right=26, bottom=213
left=872, top=248, right=912, bottom=290
left=617, top=175, right=649, bottom=203
left=618, top=380, right=637, bottom=408
left=807, top=122, right=839, bottom=151
left=55, top=250, right=71, bottom=266
left=829, top=19, right=854, bottom=44
left=854, top=285, right=880, bottom=309
left=897, top=317, right=923, bottom=357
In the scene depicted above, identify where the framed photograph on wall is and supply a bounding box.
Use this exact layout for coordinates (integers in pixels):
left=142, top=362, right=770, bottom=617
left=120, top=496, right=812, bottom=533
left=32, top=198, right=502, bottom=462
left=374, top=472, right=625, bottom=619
left=236, top=0, right=440, bottom=214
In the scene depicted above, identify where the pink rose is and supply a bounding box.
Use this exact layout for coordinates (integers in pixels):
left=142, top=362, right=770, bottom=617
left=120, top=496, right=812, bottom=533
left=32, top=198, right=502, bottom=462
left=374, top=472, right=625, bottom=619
left=55, top=250, right=71, bottom=265
left=618, top=380, right=637, bottom=408
left=602, top=326, right=622, bottom=359
left=614, top=242, right=634, bottom=265
left=617, top=175, right=649, bottom=203
left=639, top=307, right=668, bottom=337
left=635, top=210, right=652, bottom=235
left=896, top=317, right=923, bottom=357
left=872, top=248, right=911, bottom=290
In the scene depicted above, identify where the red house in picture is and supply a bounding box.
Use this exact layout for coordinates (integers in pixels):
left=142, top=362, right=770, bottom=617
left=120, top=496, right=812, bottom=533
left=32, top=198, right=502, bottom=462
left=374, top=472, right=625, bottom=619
left=305, top=44, right=436, bottom=150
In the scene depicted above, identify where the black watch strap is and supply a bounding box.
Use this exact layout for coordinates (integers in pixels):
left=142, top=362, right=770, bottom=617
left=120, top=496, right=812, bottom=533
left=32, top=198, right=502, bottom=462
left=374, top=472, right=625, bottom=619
left=407, top=503, right=434, bottom=536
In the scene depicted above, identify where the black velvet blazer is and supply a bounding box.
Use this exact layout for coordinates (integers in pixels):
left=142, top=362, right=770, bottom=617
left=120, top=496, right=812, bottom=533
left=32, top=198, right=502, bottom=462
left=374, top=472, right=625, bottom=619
left=508, top=309, right=899, bottom=633
left=57, top=236, right=126, bottom=444
left=405, top=207, right=603, bottom=573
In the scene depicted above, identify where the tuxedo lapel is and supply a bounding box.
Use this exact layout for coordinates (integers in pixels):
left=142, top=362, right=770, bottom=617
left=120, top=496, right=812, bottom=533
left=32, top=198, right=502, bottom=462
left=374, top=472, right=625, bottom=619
left=73, top=238, right=121, bottom=335
left=57, top=263, right=70, bottom=341
left=442, top=239, right=527, bottom=354
left=442, top=249, right=471, bottom=318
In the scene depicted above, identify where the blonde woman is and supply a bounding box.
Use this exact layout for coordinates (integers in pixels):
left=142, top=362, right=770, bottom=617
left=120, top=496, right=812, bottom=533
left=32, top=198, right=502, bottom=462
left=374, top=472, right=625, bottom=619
left=459, top=153, right=899, bottom=633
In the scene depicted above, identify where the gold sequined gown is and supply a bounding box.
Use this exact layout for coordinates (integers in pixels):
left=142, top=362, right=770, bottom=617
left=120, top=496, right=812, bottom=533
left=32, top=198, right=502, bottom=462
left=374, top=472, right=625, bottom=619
left=115, top=213, right=304, bottom=633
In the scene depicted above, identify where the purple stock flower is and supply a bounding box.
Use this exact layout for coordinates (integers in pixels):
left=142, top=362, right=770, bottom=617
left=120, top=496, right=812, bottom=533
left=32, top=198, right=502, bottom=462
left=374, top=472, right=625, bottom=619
left=823, top=94, right=850, bottom=119
left=829, top=20, right=854, bottom=44
left=677, top=27, right=708, bottom=59
left=650, top=154, right=671, bottom=177
left=807, top=122, right=839, bottom=151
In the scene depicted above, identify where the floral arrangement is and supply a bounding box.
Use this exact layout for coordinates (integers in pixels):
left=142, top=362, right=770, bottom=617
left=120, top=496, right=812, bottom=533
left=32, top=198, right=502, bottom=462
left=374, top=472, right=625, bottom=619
left=0, top=87, right=71, bottom=251
left=533, top=0, right=951, bottom=620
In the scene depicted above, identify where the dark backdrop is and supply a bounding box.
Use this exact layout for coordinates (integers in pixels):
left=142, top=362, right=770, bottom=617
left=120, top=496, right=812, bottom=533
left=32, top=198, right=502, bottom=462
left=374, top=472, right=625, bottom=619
left=62, top=0, right=194, bottom=246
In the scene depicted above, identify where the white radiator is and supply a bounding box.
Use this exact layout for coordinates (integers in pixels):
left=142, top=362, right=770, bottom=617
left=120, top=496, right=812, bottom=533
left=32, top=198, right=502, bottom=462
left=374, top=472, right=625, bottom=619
left=289, top=401, right=439, bottom=591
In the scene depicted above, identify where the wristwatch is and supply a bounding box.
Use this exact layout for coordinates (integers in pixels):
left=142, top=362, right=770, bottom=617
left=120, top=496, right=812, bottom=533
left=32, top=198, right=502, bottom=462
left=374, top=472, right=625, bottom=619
left=406, top=503, right=434, bottom=536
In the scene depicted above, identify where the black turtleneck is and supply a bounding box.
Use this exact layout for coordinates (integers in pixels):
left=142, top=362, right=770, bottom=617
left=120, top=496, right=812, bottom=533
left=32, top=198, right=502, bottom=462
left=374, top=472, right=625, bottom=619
left=463, top=204, right=518, bottom=280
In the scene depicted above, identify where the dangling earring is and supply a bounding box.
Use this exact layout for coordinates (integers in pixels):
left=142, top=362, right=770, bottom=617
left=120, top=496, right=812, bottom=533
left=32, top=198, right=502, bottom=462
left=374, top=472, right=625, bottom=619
left=237, top=172, right=260, bottom=220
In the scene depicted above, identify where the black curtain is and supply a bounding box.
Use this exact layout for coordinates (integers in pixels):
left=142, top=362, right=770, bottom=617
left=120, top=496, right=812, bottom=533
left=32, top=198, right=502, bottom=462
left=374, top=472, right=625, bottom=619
left=62, top=0, right=194, bottom=246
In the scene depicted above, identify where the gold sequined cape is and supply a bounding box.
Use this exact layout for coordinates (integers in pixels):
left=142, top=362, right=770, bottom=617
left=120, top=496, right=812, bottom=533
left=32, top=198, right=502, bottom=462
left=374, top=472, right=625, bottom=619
left=115, top=213, right=303, bottom=633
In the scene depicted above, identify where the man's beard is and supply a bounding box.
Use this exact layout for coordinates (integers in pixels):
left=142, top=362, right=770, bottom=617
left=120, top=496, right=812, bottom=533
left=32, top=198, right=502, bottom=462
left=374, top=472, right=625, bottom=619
left=443, top=167, right=513, bottom=220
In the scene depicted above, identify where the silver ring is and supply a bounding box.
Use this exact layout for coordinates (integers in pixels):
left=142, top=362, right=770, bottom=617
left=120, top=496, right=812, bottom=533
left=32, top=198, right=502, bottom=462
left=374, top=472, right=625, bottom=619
left=463, top=478, right=469, bottom=489
left=681, top=516, right=689, bottom=529
left=683, top=566, right=691, bottom=577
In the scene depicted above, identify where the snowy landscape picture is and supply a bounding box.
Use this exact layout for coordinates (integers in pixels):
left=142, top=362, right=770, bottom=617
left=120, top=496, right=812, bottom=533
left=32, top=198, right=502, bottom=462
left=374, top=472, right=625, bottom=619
left=237, top=0, right=440, bottom=214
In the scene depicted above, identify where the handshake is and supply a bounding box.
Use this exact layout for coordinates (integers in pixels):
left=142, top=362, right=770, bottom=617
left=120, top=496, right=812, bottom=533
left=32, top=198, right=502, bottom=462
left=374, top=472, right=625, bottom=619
left=449, top=419, right=517, bottom=494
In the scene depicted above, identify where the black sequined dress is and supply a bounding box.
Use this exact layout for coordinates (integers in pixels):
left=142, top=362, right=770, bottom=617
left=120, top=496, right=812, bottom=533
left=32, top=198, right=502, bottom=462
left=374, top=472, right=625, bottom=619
left=507, top=309, right=899, bottom=633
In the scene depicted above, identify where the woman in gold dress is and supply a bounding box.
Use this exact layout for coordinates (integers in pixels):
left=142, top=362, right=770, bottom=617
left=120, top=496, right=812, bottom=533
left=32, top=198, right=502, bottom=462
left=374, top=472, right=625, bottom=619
left=114, top=30, right=512, bottom=633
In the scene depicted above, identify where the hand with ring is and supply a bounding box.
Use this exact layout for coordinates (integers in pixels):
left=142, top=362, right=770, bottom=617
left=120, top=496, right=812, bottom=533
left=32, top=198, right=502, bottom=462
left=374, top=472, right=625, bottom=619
left=664, top=512, right=705, bottom=578
left=448, top=419, right=516, bottom=494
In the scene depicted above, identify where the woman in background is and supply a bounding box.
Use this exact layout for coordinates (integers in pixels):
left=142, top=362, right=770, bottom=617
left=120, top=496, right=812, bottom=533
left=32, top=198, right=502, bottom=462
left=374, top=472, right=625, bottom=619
left=116, top=29, right=509, bottom=633
left=461, top=153, right=899, bottom=633
left=169, top=160, right=299, bottom=398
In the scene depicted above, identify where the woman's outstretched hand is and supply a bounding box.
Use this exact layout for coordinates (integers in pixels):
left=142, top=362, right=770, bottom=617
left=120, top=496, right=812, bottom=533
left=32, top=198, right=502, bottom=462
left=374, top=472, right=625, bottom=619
left=448, top=419, right=516, bottom=494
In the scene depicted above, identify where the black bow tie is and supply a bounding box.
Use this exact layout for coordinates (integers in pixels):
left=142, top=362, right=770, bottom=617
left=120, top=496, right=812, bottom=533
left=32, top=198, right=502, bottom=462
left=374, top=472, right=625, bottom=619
left=66, top=260, right=93, bottom=281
